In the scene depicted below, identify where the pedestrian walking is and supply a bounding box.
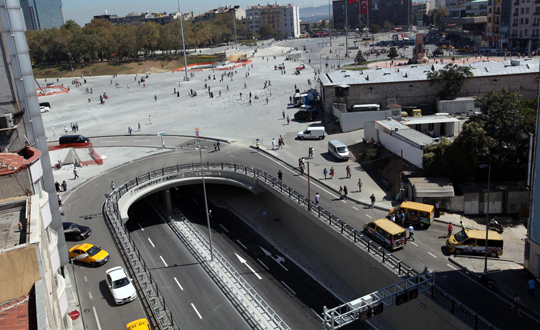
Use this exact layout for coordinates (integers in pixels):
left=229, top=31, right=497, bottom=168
left=55, top=181, right=61, bottom=192
left=154, top=95, right=157, bottom=101
left=162, top=139, right=165, bottom=150
left=272, top=138, right=276, bottom=150
left=75, top=122, right=79, bottom=131
left=391, top=213, right=396, bottom=222
left=323, top=168, right=328, bottom=179
left=401, top=211, right=406, bottom=227
left=128, top=127, right=132, bottom=135
left=408, top=225, right=415, bottom=241
left=343, top=186, right=348, bottom=199
left=149, top=116, right=152, bottom=124
left=214, top=142, right=218, bottom=151
left=278, top=170, right=283, bottom=181
left=62, top=180, right=67, bottom=192
left=287, top=116, right=290, bottom=125
left=217, top=140, right=220, bottom=151
left=510, top=294, right=522, bottom=317
left=370, top=193, right=376, bottom=208
left=339, top=186, right=343, bottom=199
left=358, top=178, right=363, bottom=192
left=111, top=181, right=115, bottom=190
left=346, top=165, right=351, bottom=178
left=138, top=123, right=141, bottom=131
left=315, top=193, right=321, bottom=206
left=460, top=221, right=467, bottom=231
left=73, top=168, right=79, bottom=179
left=282, top=110, right=285, bottom=119
left=435, top=201, right=440, bottom=218
left=64, top=126, right=68, bottom=135
left=529, top=278, right=536, bottom=298
left=330, top=167, right=335, bottom=179
left=447, top=223, right=453, bottom=237
left=58, top=195, right=63, bottom=207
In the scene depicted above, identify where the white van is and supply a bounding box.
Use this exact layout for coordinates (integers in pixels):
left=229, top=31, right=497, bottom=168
left=328, top=140, right=349, bottom=160
left=297, top=127, right=325, bottom=140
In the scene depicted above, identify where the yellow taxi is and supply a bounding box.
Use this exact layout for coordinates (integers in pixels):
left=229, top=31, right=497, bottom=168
left=126, top=319, right=151, bottom=330
left=69, top=243, right=110, bottom=266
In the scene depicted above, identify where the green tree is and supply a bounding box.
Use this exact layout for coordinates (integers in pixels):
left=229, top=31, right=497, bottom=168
left=387, top=47, right=399, bottom=59
left=370, top=24, right=380, bottom=34
left=382, top=21, right=394, bottom=30
left=259, top=24, right=275, bottom=39
left=434, top=7, right=448, bottom=30
left=433, top=47, right=443, bottom=57
left=426, top=63, right=473, bottom=99
left=321, top=19, right=328, bottom=29
left=355, top=50, right=367, bottom=65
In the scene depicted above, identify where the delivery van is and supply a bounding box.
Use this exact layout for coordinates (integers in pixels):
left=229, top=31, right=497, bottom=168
left=363, top=219, right=407, bottom=251
left=446, top=229, right=503, bottom=257
left=327, top=140, right=349, bottom=160
left=297, top=126, right=325, bottom=140
left=389, top=201, right=435, bottom=228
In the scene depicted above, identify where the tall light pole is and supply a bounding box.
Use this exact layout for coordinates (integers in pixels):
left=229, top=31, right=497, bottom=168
left=67, top=52, right=74, bottom=79
left=177, top=0, right=189, bottom=82
left=345, top=0, right=349, bottom=57
left=479, top=164, right=491, bottom=278
left=198, top=146, right=213, bottom=261
left=231, top=6, right=239, bottom=50
left=329, top=0, right=332, bottom=46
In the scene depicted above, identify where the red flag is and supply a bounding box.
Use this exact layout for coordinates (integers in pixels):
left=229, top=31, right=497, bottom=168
left=401, top=32, right=405, bottom=37
left=349, top=0, right=359, bottom=3
left=360, top=0, right=369, bottom=15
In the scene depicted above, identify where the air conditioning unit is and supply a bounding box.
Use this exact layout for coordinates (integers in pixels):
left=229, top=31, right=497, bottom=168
left=0, top=114, right=13, bottom=129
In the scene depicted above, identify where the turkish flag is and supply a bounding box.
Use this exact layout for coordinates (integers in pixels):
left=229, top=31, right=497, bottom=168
left=349, top=0, right=359, bottom=3
left=401, top=32, right=405, bottom=37
left=360, top=0, right=369, bottom=15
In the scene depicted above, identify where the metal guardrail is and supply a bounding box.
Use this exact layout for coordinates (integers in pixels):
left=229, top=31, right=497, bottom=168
left=105, top=162, right=495, bottom=330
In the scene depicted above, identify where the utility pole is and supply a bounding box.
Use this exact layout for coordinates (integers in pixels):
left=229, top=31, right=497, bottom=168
left=232, top=6, right=239, bottom=50
left=177, top=0, right=189, bottom=82
left=329, top=0, right=332, bottom=46
left=345, top=0, right=349, bottom=57
left=308, top=162, right=311, bottom=211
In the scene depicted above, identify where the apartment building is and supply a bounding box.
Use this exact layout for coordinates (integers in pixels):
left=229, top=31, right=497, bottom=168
left=332, top=0, right=412, bottom=31
left=193, top=5, right=245, bottom=23
left=244, top=4, right=300, bottom=38
left=93, top=11, right=182, bottom=26
left=509, top=0, right=540, bottom=50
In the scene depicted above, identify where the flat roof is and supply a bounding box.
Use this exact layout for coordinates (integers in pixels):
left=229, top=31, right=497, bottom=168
left=408, top=177, right=455, bottom=197
left=402, top=115, right=460, bottom=125
left=320, top=59, right=539, bottom=86
left=375, top=118, right=435, bottom=147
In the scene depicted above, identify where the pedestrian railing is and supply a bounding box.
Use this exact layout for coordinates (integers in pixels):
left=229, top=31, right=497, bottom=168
left=105, top=161, right=495, bottom=330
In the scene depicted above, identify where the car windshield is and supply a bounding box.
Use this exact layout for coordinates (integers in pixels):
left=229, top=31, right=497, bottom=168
left=113, top=277, right=130, bottom=289
left=86, top=246, right=101, bottom=256
left=453, top=230, right=469, bottom=243
left=394, top=232, right=405, bottom=240
left=337, top=146, right=347, bottom=153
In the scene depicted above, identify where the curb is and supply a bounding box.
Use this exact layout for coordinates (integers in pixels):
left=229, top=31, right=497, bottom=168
left=249, top=145, right=392, bottom=212
left=47, top=134, right=233, bottom=144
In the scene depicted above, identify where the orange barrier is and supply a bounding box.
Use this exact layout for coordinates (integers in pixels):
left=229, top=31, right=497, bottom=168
left=37, top=85, right=69, bottom=97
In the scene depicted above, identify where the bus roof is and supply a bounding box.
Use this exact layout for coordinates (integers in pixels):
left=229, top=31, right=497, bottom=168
left=464, top=229, right=503, bottom=240
left=400, top=201, right=434, bottom=212
left=372, top=219, right=406, bottom=235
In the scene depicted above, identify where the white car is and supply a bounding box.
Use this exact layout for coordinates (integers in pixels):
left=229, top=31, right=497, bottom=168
left=105, top=266, right=137, bottom=305
left=40, top=106, right=50, bottom=113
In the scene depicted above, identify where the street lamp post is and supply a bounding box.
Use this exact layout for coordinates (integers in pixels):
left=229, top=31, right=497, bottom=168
left=67, top=52, right=74, bottom=79
left=177, top=1, right=189, bottom=82
left=479, top=164, right=491, bottom=278
left=231, top=6, right=239, bottom=50
left=198, top=146, right=213, bottom=261
left=329, top=0, right=332, bottom=47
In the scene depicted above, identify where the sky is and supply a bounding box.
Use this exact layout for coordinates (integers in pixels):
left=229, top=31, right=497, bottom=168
left=62, top=0, right=333, bottom=26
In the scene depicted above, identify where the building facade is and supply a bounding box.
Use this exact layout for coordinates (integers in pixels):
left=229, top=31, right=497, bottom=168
left=333, top=0, right=412, bottom=31
left=244, top=4, right=300, bottom=38
left=486, top=0, right=515, bottom=49
left=93, top=11, right=182, bottom=26
left=509, top=0, right=540, bottom=50
left=193, top=5, right=245, bottom=23
left=0, top=1, right=72, bottom=328
left=412, top=1, right=431, bottom=25
left=20, top=0, right=63, bottom=31
left=443, top=0, right=487, bottom=46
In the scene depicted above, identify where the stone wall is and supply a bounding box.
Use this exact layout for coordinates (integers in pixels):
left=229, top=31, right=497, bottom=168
left=321, top=72, right=539, bottom=115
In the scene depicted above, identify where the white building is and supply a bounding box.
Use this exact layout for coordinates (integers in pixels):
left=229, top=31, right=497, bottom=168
left=244, top=4, right=300, bottom=38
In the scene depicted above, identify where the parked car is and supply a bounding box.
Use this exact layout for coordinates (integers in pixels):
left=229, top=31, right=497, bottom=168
left=106, top=266, right=137, bottom=305
left=62, top=222, right=91, bottom=241
left=69, top=243, right=109, bottom=266
left=294, top=105, right=318, bottom=121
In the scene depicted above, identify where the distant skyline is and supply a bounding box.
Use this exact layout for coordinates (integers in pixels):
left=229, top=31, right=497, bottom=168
left=62, top=1, right=332, bottom=26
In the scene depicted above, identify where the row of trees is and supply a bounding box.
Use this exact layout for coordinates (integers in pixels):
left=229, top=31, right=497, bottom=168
left=27, top=14, right=246, bottom=65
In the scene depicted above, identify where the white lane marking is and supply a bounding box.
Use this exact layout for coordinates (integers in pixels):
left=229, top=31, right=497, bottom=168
left=160, top=256, right=168, bottom=267
left=138, top=223, right=144, bottom=231
left=93, top=306, right=102, bottom=330
left=352, top=207, right=359, bottom=210
left=191, top=198, right=199, bottom=205
left=365, top=214, right=373, bottom=218
left=89, top=292, right=93, bottom=299
left=236, top=253, right=262, bottom=279
left=410, top=242, right=419, bottom=247
left=84, top=275, right=88, bottom=282
left=281, top=281, right=296, bottom=295
left=191, top=303, right=203, bottom=319
left=174, top=277, right=184, bottom=291
left=341, top=200, right=347, bottom=203
left=428, top=252, right=438, bottom=258
left=100, top=140, right=118, bottom=143
left=134, top=140, right=150, bottom=142
left=255, top=152, right=334, bottom=195
left=148, top=238, right=155, bottom=247
left=237, top=240, right=247, bottom=249
left=447, top=263, right=457, bottom=270
left=219, top=224, right=229, bottom=232
left=257, top=258, right=270, bottom=270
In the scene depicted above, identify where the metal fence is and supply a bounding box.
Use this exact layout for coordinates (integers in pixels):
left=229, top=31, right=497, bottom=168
left=105, top=161, right=495, bottom=330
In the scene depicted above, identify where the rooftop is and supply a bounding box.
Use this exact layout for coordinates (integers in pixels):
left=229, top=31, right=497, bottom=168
left=320, top=59, right=538, bottom=87
left=0, top=198, right=27, bottom=250
left=401, top=115, right=461, bottom=125
left=0, top=147, right=41, bottom=176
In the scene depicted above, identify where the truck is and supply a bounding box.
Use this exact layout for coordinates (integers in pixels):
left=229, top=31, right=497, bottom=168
left=293, top=89, right=318, bottom=107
